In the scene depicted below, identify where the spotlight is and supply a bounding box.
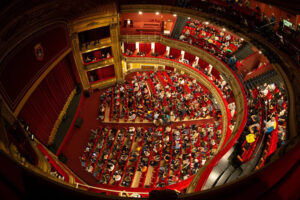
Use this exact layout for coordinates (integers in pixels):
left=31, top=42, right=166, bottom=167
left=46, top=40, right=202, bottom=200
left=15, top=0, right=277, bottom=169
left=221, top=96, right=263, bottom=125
left=259, top=51, right=262, bottom=54
left=222, top=28, right=226, bottom=31
left=156, top=12, right=159, bottom=15
left=205, top=21, right=209, bottom=25
left=138, top=11, right=143, bottom=15
left=187, top=17, right=190, bottom=20
left=173, top=14, right=177, bottom=17
left=241, top=38, right=244, bottom=41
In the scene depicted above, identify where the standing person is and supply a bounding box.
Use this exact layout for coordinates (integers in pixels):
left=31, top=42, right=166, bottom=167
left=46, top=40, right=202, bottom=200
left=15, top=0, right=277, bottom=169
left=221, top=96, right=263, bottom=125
left=228, top=55, right=237, bottom=70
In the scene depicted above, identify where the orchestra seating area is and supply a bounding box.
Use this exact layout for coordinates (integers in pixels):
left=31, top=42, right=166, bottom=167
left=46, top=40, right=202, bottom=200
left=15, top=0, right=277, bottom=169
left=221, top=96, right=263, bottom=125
left=99, top=71, right=221, bottom=123
left=123, top=42, right=237, bottom=123
left=80, top=123, right=221, bottom=191
left=79, top=71, right=223, bottom=191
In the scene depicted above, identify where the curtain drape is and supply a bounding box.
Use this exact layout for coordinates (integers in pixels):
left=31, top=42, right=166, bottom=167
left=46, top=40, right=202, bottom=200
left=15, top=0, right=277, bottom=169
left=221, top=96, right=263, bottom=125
left=19, top=56, right=75, bottom=145
left=155, top=43, right=166, bottom=55
left=184, top=52, right=195, bottom=63
left=139, top=43, right=151, bottom=53
left=170, top=48, right=181, bottom=58
left=124, top=42, right=136, bottom=52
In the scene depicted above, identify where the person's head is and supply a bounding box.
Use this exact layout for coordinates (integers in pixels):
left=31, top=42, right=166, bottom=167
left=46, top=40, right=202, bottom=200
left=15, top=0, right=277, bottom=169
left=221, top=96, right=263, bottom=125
left=271, top=117, right=275, bottom=122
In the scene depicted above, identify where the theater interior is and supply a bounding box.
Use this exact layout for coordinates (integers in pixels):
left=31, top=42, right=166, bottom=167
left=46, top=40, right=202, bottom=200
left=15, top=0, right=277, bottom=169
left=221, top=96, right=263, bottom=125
left=0, top=0, right=300, bottom=199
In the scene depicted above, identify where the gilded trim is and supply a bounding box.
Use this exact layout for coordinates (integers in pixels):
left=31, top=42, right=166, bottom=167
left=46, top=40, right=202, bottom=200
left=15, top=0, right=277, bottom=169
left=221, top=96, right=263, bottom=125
left=48, top=89, right=76, bottom=145
left=85, top=58, right=115, bottom=71
left=91, top=77, right=116, bottom=89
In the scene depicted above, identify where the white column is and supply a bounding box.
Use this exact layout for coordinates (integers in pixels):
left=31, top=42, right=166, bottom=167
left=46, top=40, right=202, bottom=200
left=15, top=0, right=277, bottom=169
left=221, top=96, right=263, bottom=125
left=166, top=46, right=170, bottom=56
left=181, top=50, right=185, bottom=58
left=151, top=42, right=155, bottom=53
left=195, top=56, right=199, bottom=65
left=208, top=64, right=213, bottom=75
left=121, top=42, right=124, bottom=53
left=136, top=42, right=139, bottom=52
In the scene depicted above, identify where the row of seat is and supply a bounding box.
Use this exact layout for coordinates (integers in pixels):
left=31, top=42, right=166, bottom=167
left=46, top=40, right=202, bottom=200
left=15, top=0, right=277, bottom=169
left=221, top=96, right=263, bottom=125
left=122, top=41, right=238, bottom=124
left=99, top=70, right=221, bottom=124
left=236, top=83, right=287, bottom=166
left=80, top=122, right=222, bottom=189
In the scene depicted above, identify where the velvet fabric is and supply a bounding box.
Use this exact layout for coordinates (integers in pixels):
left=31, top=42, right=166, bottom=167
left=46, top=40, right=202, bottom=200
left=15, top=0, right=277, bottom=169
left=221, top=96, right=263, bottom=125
left=19, top=56, right=75, bottom=145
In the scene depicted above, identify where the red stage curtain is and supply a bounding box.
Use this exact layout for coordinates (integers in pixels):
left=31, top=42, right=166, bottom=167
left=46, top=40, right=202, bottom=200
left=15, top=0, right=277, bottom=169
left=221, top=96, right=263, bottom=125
left=155, top=43, right=166, bottom=55
left=19, top=56, right=75, bottom=145
left=124, top=42, right=136, bottom=52
left=170, top=48, right=181, bottom=58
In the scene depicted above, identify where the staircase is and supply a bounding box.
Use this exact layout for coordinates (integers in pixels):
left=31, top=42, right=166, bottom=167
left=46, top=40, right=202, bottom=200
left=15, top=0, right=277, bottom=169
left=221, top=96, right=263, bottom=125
left=234, top=43, right=254, bottom=61
left=244, top=69, right=282, bottom=90
left=244, top=64, right=273, bottom=82
left=204, top=135, right=266, bottom=190
left=171, top=16, right=188, bottom=39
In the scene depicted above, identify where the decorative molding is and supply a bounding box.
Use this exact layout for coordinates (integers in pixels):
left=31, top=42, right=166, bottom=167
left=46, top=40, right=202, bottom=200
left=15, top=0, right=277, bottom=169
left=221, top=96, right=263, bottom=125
left=48, top=89, right=76, bottom=146
left=85, top=58, right=115, bottom=72
left=91, top=77, right=116, bottom=90
left=80, top=37, right=112, bottom=53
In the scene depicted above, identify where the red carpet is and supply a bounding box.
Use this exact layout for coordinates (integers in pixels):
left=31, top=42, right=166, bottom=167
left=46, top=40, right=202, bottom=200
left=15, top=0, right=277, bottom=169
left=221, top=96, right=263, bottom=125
left=60, top=90, right=104, bottom=185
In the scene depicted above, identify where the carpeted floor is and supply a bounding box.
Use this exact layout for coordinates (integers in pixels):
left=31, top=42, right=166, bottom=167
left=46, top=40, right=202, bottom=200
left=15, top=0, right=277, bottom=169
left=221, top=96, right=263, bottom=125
left=60, top=90, right=103, bottom=185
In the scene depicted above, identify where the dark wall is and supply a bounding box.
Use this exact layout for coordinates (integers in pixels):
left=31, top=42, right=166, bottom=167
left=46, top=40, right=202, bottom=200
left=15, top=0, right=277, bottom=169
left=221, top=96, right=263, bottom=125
left=0, top=23, right=70, bottom=110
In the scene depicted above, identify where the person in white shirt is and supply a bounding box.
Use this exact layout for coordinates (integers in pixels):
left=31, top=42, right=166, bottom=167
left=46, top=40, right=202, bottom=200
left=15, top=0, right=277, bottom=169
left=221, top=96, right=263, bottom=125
left=267, top=83, right=276, bottom=92
left=265, top=117, right=276, bottom=133
left=179, top=34, right=186, bottom=40
left=225, top=34, right=231, bottom=41
left=228, top=102, right=236, bottom=117
left=185, top=29, right=190, bottom=36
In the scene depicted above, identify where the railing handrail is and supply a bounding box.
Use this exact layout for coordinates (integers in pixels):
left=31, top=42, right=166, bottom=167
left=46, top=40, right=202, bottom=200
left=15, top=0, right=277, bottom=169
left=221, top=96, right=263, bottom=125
left=76, top=182, right=149, bottom=194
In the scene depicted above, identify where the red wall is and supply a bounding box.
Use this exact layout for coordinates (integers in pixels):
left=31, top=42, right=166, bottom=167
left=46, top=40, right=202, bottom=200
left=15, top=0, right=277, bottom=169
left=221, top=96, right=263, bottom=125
left=250, top=0, right=299, bottom=26
left=97, top=65, right=115, bottom=81
left=0, top=23, right=70, bottom=111
left=239, top=52, right=261, bottom=76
